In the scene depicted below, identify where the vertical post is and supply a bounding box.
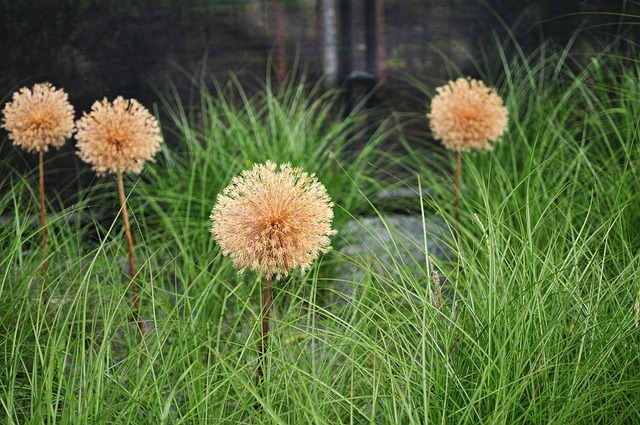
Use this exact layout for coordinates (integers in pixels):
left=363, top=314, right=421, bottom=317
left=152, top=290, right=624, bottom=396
left=364, top=0, right=376, bottom=77
left=338, top=0, right=352, bottom=84
left=321, top=0, right=338, bottom=88
left=273, top=0, right=287, bottom=82
left=364, top=0, right=377, bottom=109
left=376, top=0, right=386, bottom=84
left=339, top=0, right=353, bottom=116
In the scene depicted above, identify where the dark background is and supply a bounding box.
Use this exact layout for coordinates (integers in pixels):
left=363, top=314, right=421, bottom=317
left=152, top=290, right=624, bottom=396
left=1, top=0, right=638, bottom=196
left=2, top=1, right=638, bottom=110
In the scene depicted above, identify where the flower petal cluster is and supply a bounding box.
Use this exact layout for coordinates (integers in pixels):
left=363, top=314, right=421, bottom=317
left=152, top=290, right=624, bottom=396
left=75, top=97, right=162, bottom=175
left=428, top=77, right=508, bottom=152
left=1, top=82, right=75, bottom=153
left=210, top=161, right=336, bottom=279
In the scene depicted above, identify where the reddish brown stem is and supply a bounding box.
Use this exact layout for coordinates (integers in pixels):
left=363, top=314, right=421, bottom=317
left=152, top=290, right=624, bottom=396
left=39, top=151, right=49, bottom=303
left=255, top=275, right=272, bottom=410
left=454, top=151, right=462, bottom=232
left=117, top=172, right=144, bottom=341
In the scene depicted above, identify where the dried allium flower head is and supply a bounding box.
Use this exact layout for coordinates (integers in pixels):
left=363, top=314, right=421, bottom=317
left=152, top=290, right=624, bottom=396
left=210, top=161, right=336, bottom=280
left=1, top=82, right=75, bottom=153
left=428, top=77, right=508, bottom=152
left=75, top=97, right=162, bottom=175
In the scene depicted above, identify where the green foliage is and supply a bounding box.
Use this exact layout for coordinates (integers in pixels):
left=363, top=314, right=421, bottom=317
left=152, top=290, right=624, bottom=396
left=1, top=42, right=640, bottom=424
left=405, top=38, right=640, bottom=424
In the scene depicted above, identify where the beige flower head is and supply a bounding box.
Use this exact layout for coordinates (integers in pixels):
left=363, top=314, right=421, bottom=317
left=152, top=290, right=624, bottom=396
left=1, top=82, right=75, bottom=153
left=75, top=97, right=162, bottom=175
left=427, top=77, right=508, bottom=152
left=210, top=161, right=336, bottom=280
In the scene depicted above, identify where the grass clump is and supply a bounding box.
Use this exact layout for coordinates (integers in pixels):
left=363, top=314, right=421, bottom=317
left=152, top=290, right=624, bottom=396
left=402, top=41, right=640, bottom=423
left=1, top=42, right=640, bottom=424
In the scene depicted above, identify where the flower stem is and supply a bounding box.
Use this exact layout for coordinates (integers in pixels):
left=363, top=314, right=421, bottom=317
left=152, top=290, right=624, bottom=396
left=117, top=171, right=144, bottom=341
left=454, top=151, right=462, bottom=233
left=39, top=151, right=49, bottom=303
left=255, top=275, right=272, bottom=409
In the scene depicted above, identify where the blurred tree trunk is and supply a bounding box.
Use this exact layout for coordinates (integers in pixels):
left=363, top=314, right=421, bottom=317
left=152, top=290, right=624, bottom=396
left=320, top=0, right=338, bottom=88
left=273, top=0, right=286, bottom=82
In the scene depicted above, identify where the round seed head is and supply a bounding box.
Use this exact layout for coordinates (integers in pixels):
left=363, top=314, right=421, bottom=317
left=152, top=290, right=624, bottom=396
left=428, top=77, right=508, bottom=152
left=210, top=161, right=336, bottom=280
left=75, top=97, right=162, bottom=175
left=1, top=82, right=75, bottom=153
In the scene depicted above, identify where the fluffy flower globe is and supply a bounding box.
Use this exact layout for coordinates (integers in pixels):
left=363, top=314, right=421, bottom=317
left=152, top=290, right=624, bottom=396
left=428, top=77, right=508, bottom=152
left=75, top=97, right=162, bottom=175
left=1, top=82, right=75, bottom=153
left=210, top=161, right=336, bottom=280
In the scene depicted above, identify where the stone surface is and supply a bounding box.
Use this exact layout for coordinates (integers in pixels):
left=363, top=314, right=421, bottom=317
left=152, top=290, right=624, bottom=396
left=339, top=213, right=452, bottom=262
left=331, top=212, right=454, bottom=303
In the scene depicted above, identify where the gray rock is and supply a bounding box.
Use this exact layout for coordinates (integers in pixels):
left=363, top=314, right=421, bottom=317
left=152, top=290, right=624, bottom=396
left=331, top=212, right=454, bottom=303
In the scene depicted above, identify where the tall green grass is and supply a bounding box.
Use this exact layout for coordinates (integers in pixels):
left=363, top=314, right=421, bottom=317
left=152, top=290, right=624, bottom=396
left=1, top=43, right=640, bottom=424
left=402, top=41, right=640, bottom=423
